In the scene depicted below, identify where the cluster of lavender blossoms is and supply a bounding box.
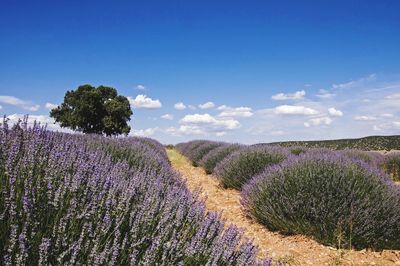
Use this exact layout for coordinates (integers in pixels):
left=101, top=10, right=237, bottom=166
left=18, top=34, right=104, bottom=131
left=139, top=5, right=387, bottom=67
left=0, top=121, right=272, bottom=265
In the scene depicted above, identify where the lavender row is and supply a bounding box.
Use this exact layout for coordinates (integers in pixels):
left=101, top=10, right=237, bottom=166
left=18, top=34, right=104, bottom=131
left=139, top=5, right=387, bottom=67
left=0, top=121, right=271, bottom=265
left=175, top=140, right=245, bottom=175
left=177, top=139, right=400, bottom=249
left=242, top=150, right=400, bottom=249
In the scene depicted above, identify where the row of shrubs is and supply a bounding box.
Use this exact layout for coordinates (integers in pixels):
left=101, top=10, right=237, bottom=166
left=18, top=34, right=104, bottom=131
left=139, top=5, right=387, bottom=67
left=176, top=140, right=400, bottom=250
left=0, top=121, right=272, bottom=265
left=271, top=135, right=400, bottom=151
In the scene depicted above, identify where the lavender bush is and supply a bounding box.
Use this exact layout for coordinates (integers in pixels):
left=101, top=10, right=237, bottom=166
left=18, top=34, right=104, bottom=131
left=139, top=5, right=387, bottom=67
left=186, top=142, right=226, bottom=167
left=214, top=146, right=289, bottom=189
left=175, top=140, right=210, bottom=156
left=288, top=146, right=308, bottom=155
left=242, top=150, right=400, bottom=249
left=342, top=149, right=384, bottom=166
left=381, top=153, right=400, bottom=181
left=0, top=121, right=271, bottom=265
left=199, top=144, right=244, bottom=174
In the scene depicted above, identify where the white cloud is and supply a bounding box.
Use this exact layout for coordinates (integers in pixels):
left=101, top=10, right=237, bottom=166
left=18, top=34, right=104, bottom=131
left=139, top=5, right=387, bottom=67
left=198, top=101, right=215, bottom=109
left=45, top=102, right=58, bottom=110
left=166, top=125, right=204, bottom=136
left=273, top=105, right=318, bottom=115
left=373, top=125, right=383, bottom=131
left=180, top=113, right=240, bottom=130
left=161, top=114, right=174, bottom=120
left=381, top=113, right=394, bottom=118
left=217, top=105, right=228, bottom=110
left=5, top=114, right=72, bottom=133
left=128, top=94, right=162, bottom=109
left=271, top=90, right=305, bottom=100
left=271, top=130, right=285, bottom=136
left=218, top=106, right=253, bottom=118
left=385, top=93, right=400, bottom=100
left=354, top=115, right=377, bottom=121
left=316, top=89, right=336, bottom=99
left=165, top=125, right=228, bottom=137
left=130, top=127, right=158, bottom=137
left=174, top=102, right=186, bottom=110
left=332, top=73, right=376, bottom=90
left=328, top=107, right=343, bottom=117
left=136, top=84, right=146, bottom=90
left=188, top=105, right=197, bottom=110
left=216, top=131, right=227, bottom=137
left=0, top=95, right=40, bottom=111
left=304, top=116, right=333, bottom=127
left=393, top=122, right=400, bottom=128
left=7, top=114, right=53, bottom=124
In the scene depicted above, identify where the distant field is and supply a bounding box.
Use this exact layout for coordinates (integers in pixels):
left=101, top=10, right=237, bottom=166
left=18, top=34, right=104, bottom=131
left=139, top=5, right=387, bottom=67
left=269, top=135, right=400, bottom=151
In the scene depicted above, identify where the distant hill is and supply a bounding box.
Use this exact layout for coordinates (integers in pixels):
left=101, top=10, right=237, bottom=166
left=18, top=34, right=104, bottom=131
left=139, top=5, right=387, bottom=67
left=269, top=135, right=400, bottom=151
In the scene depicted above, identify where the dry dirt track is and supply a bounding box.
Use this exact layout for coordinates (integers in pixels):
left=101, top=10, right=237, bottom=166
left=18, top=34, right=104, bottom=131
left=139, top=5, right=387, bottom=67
left=167, top=149, right=400, bottom=266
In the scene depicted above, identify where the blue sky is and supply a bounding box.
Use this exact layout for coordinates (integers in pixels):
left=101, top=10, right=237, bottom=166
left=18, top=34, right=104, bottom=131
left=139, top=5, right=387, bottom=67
left=1, top=0, right=400, bottom=144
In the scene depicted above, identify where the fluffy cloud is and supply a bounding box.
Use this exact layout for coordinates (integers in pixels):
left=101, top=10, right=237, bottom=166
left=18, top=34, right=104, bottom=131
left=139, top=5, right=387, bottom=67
left=5, top=114, right=72, bottom=133
left=273, top=105, right=318, bottom=115
left=166, top=125, right=228, bottom=137
left=45, top=102, right=58, bottom=110
left=166, top=125, right=204, bottom=136
left=304, top=116, right=333, bottom=127
left=174, top=102, right=186, bottom=110
left=130, top=127, right=158, bottom=137
left=7, top=114, right=53, bottom=124
left=161, top=114, right=174, bottom=120
left=136, top=84, right=146, bottom=90
left=198, top=101, right=215, bottom=109
left=0, top=95, right=40, bottom=111
left=316, top=89, right=336, bottom=99
left=180, top=113, right=240, bottom=130
left=128, top=95, right=162, bottom=109
left=218, top=106, right=253, bottom=118
left=354, top=115, right=377, bottom=121
left=271, top=90, right=305, bottom=100
left=385, top=93, right=400, bottom=100
left=328, top=107, right=343, bottom=117
left=215, top=131, right=227, bottom=137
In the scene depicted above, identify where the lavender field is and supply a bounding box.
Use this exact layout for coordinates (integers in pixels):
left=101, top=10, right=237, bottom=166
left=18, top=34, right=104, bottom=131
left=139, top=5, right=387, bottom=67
left=0, top=121, right=272, bottom=265
left=177, top=140, right=400, bottom=251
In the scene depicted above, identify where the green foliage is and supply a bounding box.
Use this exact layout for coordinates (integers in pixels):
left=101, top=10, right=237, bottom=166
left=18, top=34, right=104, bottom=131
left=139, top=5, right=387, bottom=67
left=50, top=84, right=132, bottom=136
left=382, top=153, right=400, bottom=181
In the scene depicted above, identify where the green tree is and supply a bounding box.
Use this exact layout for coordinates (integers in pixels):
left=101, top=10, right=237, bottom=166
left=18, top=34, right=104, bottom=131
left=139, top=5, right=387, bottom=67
left=50, top=84, right=133, bottom=136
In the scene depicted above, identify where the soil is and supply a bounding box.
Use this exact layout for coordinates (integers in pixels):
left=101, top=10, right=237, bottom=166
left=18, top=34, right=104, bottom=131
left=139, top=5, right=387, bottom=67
left=167, top=149, right=400, bottom=266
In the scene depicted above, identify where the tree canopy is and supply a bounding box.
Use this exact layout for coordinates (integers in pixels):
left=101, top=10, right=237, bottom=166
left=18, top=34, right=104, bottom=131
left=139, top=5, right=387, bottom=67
left=50, top=85, right=133, bottom=136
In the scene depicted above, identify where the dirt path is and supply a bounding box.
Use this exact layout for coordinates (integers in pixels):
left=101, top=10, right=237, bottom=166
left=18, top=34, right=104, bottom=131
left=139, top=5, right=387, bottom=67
left=167, top=149, right=400, bottom=266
